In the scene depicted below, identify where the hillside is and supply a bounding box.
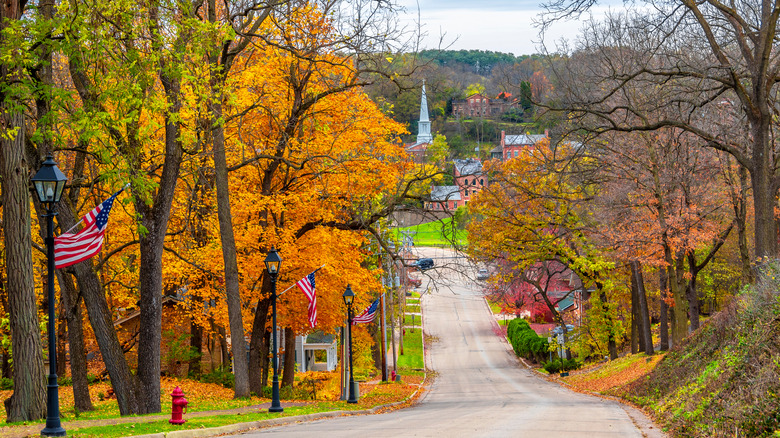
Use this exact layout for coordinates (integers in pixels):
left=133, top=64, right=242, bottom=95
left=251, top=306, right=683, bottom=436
left=624, top=281, right=780, bottom=437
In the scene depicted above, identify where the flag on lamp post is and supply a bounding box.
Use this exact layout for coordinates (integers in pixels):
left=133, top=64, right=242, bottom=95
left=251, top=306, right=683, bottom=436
left=54, top=188, right=124, bottom=269
left=296, top=272, right=317, bottom=328
left=352, top=298, right=380, bottom=325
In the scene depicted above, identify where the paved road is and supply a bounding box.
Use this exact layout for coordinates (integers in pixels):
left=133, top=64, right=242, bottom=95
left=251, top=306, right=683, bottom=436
left=236, top=248, right=663, bottom=438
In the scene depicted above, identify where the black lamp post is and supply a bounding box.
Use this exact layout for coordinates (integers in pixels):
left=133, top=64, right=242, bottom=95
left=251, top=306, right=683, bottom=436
left=264, top=247, right=283, bottom=413
left=342, top=285, right=357, bottom=404
left=32, top=155, right=67, bottom=437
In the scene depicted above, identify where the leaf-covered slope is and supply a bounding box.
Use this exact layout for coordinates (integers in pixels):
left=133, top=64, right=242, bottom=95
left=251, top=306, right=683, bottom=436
left=628, top=286, right=780, bottom=437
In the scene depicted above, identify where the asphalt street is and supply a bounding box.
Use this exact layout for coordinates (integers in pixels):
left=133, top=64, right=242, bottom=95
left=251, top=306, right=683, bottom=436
left=233, top=247, right=663, bottom=438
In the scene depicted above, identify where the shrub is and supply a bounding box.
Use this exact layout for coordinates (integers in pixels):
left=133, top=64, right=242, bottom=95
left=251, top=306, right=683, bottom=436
left=542, top=358, right=580, bottom=374
left=543, top=360, right=560, bottom=374
left=0, top=377, right=12, bottom=390
left=506, top=318, right=549, bottom=363
left=199, top=367, right=234, bottom=388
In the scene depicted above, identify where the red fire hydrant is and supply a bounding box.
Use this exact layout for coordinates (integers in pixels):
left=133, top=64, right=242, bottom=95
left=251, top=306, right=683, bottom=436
left=169, top=386, right=188, bottom=425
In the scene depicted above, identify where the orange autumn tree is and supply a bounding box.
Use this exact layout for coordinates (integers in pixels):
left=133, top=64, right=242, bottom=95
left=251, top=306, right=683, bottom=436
left=161, top=3, right=408, bottom=393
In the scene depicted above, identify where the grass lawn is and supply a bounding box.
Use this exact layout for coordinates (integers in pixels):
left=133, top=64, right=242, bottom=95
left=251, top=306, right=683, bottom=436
left=393, top=217, right=467, bottom=247
left=404, top=314, right=422, bottom=326
left=1, top=373, right=424, bottom=438
left=405, top=305, right=420, bottom=313
left=486, top=299, right=502, bottom=314
left=397, top=327, right=424, bottom=371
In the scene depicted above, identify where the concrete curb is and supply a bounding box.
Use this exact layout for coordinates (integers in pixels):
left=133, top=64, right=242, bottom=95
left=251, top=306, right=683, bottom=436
left=126, top=393, right=425, bottom=438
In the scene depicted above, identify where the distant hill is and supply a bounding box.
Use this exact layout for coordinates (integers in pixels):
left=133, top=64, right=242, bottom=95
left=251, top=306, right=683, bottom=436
left=419, top=50, right=540, bottom=74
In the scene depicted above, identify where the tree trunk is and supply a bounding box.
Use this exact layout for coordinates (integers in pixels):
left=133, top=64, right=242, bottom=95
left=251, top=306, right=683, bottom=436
left=282, top=327, right=296, bottom=388
left=249, top=294, right=270, bottom=396
left=58, top=273, right=93, bottom=411
left=749, top=92, right=778, bottom=259
left=735, top=165, right=753, bottom=283
left=663, top=245, right=688, bottom=346
left=134, top=59, right=186, bottom=413
left=261, top=329, right=271, bottom=388
left=0, top=116, right=46, bottom=422
left=630, top=267, right=640, bottom=354
left=211, top=98, right=250, bottom=398
left=686, top=253, right=701, bottom=332
left=188, top=320, right=202, bottom=378
left=659, top=269, right=669, bottom=351
left=631, top=260, right=653, bottom=355
left=214, top=322, right=229, bottom=370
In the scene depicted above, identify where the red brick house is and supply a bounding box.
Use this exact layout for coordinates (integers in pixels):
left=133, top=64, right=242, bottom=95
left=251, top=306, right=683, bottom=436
left=426, top=158, right=486, bottom=211
left=452, top=93, right=517, bottom=118
left=490, top=130, right=548, bottom=161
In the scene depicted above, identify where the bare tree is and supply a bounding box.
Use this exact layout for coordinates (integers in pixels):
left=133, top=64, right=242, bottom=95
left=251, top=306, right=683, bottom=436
left=544, top=2, right=780, bottom=259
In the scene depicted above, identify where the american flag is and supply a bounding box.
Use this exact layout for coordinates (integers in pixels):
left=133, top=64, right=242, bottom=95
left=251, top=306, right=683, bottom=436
left=352, top=298, right=380, bottom=325
left=296, top=272, right=317, bottom=328
left=54, top=188, right=123, bottom=269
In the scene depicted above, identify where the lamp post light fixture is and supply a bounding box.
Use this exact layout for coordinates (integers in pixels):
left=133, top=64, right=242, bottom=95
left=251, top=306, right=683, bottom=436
left=32, top=155, right=68, bottom=437
left=264, top=247, right=283, bottom=413
left=342, top=285, right=358, bottom=404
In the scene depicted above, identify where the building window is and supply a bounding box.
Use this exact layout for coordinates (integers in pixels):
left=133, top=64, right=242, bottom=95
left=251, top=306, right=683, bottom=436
left=480, top=179, right=484, bottom=185
left=514, top=150, right=519, bottom=158
left=464, top=178, right=468, bottom=185
left=465, top=189, right=469, bottom=197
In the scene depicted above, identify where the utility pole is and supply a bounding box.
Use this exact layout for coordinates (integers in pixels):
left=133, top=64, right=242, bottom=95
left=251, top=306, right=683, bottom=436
left=380, top=277, right=388, bottom=381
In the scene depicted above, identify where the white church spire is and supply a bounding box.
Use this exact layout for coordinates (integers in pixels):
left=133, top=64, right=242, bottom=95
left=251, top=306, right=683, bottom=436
left=416, top=80, right=433, bottom=144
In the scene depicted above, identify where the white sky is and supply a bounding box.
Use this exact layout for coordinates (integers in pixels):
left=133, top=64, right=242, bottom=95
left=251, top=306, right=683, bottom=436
left=397, top=0, right=620, bottom=56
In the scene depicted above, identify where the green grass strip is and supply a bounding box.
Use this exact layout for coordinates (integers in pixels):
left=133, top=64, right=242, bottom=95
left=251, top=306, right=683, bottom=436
left=397, top=328, right=424, bottom=370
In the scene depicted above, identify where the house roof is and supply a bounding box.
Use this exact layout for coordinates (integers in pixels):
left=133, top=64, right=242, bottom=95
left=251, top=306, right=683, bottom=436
left=113, top=295, right=182, bottom=328
left=405, top=141, right=430, bottom=152
left=430, top=185, right=461, bottom=201
left=505, top=134, right=546, bottom=146
left=453, top=158, right=482, bottom=176
left=555, top=296, right=576, bottom=312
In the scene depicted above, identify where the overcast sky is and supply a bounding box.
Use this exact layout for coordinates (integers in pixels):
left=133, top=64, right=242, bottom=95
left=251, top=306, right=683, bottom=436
left=397, top=0, right=616, bottom=56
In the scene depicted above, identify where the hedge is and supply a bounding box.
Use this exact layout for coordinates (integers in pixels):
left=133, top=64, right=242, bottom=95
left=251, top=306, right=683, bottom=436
left=506, top=318, right=549, bottom=363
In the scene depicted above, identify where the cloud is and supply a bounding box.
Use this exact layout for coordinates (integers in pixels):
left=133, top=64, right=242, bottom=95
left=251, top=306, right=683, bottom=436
left=400, top=6, right=584, bottom=55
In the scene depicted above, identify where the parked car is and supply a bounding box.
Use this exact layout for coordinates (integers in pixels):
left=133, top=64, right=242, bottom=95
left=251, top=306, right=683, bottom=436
left=476, top=269, right=490, bottom=280
left=417, top=258, right=434, bottom=271
left=550, top=324, right=576, bottom=336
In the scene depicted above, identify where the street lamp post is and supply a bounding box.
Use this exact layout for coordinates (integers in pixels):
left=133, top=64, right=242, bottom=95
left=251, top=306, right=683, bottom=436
left=32, top=155, right=67, bottom=438
left=264, top=247, right=283, bottom=413
left=342, top=285, right=357, bottom=404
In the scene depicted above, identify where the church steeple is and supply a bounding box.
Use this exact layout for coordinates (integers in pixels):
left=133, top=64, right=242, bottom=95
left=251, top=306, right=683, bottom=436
left=416, top=81, right=433, bottom=144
